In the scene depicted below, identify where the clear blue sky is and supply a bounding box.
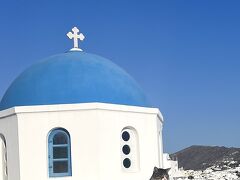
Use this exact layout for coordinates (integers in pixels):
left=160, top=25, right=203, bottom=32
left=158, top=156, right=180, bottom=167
left=0, top=0, right=239, bottom=153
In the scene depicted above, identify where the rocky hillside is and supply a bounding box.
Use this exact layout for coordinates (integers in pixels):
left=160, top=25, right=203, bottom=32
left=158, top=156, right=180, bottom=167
left=170, top=145, right=240, bottom=170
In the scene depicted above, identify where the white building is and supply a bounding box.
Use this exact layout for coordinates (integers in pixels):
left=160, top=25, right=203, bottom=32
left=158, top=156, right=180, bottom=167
left=163, top=153, right=186, bottom=180
left=0, top=27, right=164, bottom=180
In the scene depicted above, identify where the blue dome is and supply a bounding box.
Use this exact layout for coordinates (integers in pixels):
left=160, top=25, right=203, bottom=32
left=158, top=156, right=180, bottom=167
left=0, top=51, right=149, bottom=110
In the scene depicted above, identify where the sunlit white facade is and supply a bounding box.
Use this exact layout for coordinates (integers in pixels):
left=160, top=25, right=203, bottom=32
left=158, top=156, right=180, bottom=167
left=0, top=103, right=163, bottom=180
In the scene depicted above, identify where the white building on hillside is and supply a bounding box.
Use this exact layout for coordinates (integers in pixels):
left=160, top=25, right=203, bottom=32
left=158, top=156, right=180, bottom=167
left=0, top=27, right=164, bottom=180
left=163, top=153, right=186, bottom=180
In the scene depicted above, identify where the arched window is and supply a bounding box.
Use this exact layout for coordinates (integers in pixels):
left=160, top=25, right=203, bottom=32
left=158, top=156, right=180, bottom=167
left=0, top=134, right=7, bottom=180
left=120, top=127, right=139, bottom=172
left=48, top=128, right=72, bottom=177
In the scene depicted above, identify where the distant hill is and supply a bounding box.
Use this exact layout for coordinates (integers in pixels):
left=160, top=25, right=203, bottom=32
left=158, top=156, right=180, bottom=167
left=170, top=145, right=240, bottom=170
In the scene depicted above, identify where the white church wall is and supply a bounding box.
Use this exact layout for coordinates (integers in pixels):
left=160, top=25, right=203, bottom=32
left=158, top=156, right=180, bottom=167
left=0, top=110, right=21, bottom=180
left=101, top=105, right=162, bottom=179
left=157, top=117, right=164, bottom=168
left=17, top=107, right=100, bottom=180
left=96, top=107, right=163, bottom=180
left=5, top=103, right=163, bottom=180
left=120, top=127, right=140, bottom=172
left=0, top=135, right=7, bottom=180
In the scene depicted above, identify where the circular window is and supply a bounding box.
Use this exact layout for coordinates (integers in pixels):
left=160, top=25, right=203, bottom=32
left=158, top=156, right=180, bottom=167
left=122, top=131, right=130, bottom=141
left=122, top=145, right=130, bottom=155
left=123, top=158, right=131, bottom=168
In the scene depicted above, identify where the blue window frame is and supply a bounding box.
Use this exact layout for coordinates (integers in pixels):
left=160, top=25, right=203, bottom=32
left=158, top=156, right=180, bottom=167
left=48, top=128, right=72, bottom=177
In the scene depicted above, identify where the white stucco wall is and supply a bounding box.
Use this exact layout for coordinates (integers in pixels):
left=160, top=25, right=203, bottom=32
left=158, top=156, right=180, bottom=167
left=0, top=135, right=7, bottom=180
left=0, top=109, right=21, bottom=180
left=0, top=103, right=163, bottom=180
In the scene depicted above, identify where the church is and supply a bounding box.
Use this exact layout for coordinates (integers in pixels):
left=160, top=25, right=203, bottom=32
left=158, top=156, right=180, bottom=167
left=0, top=27, right=164, bottom=180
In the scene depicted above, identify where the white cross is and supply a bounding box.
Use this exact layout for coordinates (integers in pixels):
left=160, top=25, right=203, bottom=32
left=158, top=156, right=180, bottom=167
left=67, top=27, right=85, bottom=51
